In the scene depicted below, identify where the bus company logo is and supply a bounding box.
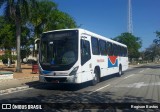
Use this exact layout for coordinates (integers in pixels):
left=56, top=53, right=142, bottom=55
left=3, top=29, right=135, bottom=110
left=2, top=104, right=11, bottom=109
left=42, top=70, right=52, bottom=74
left=108, top=56, right=118, bottom=68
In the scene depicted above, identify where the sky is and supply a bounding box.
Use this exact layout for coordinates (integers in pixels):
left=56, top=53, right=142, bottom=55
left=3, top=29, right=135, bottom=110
left=0, top=0, right=160, bottom=51
left=53, top=0, right=160, bottom=51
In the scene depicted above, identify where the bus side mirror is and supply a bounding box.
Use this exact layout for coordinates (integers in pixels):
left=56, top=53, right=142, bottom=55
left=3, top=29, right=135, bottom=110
left=35, top=43, right=38, bottom=50
left=35, top=38, right=40, bottom=51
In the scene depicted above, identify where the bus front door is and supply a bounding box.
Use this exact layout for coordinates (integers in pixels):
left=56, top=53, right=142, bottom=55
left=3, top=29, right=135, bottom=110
left=80, top=35, right=92, bottom=83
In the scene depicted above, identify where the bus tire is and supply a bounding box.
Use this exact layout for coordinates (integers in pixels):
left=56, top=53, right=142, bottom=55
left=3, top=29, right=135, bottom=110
left=118, top=65, right=122, bottom=77
left=91, top=68, right=100, bottom=86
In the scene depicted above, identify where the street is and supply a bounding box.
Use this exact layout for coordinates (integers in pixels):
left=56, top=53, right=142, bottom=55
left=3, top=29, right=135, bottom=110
left=0, top=63, right=160, bottom=111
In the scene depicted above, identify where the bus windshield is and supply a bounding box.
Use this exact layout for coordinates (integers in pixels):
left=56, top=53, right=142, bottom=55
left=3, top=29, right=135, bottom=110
left=40, top=30, right=78, bottom=71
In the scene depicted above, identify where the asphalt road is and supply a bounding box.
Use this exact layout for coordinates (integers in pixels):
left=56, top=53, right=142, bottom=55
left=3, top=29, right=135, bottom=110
left=0, top=63, right=160, bottom=112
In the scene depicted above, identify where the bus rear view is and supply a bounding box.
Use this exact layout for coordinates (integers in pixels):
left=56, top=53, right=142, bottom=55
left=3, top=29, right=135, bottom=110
left=39, top=29, right=80, bottom=83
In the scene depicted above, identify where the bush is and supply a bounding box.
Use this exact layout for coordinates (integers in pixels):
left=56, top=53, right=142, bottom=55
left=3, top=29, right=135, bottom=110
left=0, top=54, right=16, bottom=64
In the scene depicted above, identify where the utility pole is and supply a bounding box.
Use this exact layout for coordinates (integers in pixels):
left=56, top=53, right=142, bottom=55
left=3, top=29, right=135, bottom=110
left=128, top=0, right=133, bottom=33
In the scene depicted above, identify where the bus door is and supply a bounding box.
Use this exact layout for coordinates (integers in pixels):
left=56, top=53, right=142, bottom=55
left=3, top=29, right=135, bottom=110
left=80, top=34, right=92, bottom=82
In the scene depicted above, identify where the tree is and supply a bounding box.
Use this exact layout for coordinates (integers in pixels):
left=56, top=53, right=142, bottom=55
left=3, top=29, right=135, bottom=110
left=29, top=0, right=77, bottom=40
left=0, top=16, right=32, bottom=63
left=0, top=16, right=16, bottom=49
left=143, top=44, right=160, bottom=62
left=0, top=0, right=37, bottom=72
left=114, top=33, right=142, bottom=61
left=0, top=0, right=77, bottom=71
left=153, top=31, right=160, bottom=46
left=0, top=16, right=16, bottom=67
left=29, top=0, right=57, bottom=40
left=44, top=9, right=77, bottom=31
left=28, top=0, right=77, bottom=57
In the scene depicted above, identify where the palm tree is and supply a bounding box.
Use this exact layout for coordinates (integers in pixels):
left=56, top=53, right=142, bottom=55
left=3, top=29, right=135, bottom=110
left=0, top=0, right=36, bottom=72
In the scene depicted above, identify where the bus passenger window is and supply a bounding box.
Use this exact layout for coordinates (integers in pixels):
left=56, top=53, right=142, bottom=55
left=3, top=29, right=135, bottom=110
left=99, top=39, right=107, bottom=55
left=91, top=37, right=100, bottom=55
left=107, top=42, right=113, bottom=56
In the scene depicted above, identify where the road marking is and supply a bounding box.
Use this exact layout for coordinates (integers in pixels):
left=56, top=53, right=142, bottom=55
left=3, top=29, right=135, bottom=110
left=139, top=70, right=144, bottom=73
left=115, top=82, right=160, bottom=88
left=0, top=87, right=33, bottom=96
left=123, top=74, right=134, bottom=79
left=88, top=84, right=110, bottom=95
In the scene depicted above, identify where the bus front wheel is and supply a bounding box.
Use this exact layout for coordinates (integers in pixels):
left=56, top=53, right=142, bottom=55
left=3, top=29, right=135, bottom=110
left=91, top=69, right=100, bottom=86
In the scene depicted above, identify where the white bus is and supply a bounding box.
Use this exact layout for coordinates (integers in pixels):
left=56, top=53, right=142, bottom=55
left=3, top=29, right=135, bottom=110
left=39, top=28, right=128, bottom=85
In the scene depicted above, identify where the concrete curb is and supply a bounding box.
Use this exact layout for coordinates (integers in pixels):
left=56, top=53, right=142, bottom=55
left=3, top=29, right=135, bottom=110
left=0, top=76, right=42, bottom=95
left=0, top=76, right=38, bottom=82
left=0, top=82, right=42, bottom=95
left=0, top=85, right=29, bottom=95
left=0, top=71, right=13, bottom=80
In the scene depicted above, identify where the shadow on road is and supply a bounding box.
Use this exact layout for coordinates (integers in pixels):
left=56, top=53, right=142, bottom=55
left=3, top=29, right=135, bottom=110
left=25, top=73, right=121, bottom=91
left=0, top=90, right=159, bottom=112
left=134, top=64, right=160, bottom=69
left=9, top=64, right=159, bottom=111
left=25, top=81, right=91, bottom=91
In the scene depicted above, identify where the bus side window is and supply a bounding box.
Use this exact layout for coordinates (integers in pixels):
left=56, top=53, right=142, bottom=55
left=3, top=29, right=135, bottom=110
left=107, top=42, right=113, bottom=56
left=122, top=47, right=125, bottom=57
left=117, top=45, right=120, bottom=56
left=115, top=44, right=118, bottom=56
left=112, top=44, right=115, bottom=56
left=124, top=47, right=128, bottom=57
left=91, top=37, right=100, bottom=55
left=120, top=46, right=123, bottom=56
left=81, top=39, right=91, bottom=65
left=99, top=39, right=107, bottom=55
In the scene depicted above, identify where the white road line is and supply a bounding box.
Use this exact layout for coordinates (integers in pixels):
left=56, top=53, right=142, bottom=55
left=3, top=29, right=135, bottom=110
left=88, top=84, right=110, bottom=95
left=139, top=70, right=144, bottom=73
left=0, top=87, right=33, bottom=96
left=123, top=74, right=134, bottom=79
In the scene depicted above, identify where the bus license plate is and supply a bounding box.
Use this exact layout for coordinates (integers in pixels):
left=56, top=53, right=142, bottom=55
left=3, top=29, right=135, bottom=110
left=52, top=80, right=59, bottom=83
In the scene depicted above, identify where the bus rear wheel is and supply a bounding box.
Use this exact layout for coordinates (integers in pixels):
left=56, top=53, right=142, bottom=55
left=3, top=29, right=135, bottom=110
left=118, top=65, right=122, bottom=77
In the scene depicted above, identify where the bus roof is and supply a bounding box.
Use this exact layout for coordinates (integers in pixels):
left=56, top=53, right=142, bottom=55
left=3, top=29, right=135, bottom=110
left=43, top=28, right=127, bottom=47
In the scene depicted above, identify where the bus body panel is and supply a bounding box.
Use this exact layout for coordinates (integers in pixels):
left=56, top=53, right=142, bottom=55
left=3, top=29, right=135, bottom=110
left=39, top=28, right=128, bottom=84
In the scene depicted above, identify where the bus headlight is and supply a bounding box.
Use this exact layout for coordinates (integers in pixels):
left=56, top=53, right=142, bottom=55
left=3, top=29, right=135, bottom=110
left=69, top=66, right=79, bottom=76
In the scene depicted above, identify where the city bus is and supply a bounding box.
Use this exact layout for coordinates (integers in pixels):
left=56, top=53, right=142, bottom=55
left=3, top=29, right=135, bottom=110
left=38, top=28, right=128, bottom=85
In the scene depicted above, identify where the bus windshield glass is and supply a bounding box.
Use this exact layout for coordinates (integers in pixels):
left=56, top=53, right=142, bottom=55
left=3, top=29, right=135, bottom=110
left=40, top=30, right=78, bottom=71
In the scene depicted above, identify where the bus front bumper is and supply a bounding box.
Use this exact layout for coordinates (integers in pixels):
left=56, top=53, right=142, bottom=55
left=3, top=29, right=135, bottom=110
left=39, top=75, right=78, bottom=83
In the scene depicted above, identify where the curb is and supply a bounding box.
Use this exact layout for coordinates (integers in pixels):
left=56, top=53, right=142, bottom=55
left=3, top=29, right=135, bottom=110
left=0, top=76, right=38, bottom=82
left=0, top=77, right=42, bottom=95
left=0, top=85, right=30, bottom=95
left=0, top=82, right=43, bottom=95
left=0, top=71, right=13, bottom=80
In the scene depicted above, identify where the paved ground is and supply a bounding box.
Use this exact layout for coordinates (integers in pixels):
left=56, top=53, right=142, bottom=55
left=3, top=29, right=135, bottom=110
left=0, top=64, right=39, bottom=92
left=0, top=63, right=145, bottom=94
left=0, top=63, right=160, bottom=112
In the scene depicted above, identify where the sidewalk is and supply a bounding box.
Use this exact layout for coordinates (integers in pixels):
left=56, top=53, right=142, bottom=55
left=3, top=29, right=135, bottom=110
left=0, top=64, right=40, bottom=95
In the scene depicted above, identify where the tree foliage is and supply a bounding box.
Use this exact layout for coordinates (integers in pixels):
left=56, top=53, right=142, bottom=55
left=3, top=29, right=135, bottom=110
left=29, top=0, right=57, bottom=39
left=114, top=33, right=142, bottom=60
left=0, top=0, right=77, bottom=72
left=44, top=9, right=77, bottom=31
left=153, top=31, right=160, bottom=46
left=0, top=0, right=37, bottom=72
left=143, top=44, right=160, bottom=62
left=29, top=0, right=77, bottom=41
left=0, top=16, right=16, bottom=49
